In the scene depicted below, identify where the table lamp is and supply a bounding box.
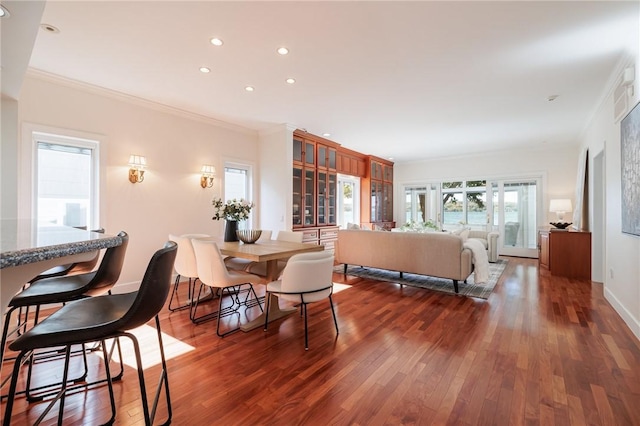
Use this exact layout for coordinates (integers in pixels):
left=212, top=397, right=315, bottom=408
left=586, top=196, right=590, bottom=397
left=549, top=199, right=572, bottom=229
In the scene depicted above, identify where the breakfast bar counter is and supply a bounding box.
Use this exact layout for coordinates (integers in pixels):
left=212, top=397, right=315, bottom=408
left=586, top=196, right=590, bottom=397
left=0, top=220, right=123, bottom=326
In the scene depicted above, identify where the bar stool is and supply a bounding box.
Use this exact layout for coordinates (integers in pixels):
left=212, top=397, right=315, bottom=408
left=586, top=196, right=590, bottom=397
left=2, top=241, right=177, bottom=426
left=0, top=232, right=129, bottom=400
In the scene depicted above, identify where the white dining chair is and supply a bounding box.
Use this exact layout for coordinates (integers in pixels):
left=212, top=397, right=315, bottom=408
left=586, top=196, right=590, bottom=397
left=191, top=239, right=263, bottom=336
left=263, top=250, right=338, bottom=350
left=167, top=234, right=211, bottom=312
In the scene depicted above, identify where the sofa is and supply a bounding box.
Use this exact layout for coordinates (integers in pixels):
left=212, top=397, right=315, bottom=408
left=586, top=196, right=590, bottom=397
left=335, top=229, right=473, bottom=293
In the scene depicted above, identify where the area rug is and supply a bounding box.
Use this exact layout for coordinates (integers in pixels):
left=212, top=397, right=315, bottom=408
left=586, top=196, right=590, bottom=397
left=335, top=259, right=508, bottom=299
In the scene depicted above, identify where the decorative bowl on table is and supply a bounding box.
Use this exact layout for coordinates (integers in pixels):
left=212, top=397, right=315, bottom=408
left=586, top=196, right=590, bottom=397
left=236, top=229, right=262, bottom=244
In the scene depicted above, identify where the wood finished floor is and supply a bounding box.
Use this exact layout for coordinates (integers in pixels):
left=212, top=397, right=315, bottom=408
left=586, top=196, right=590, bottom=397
left=2, top=257, right=640, bottom=425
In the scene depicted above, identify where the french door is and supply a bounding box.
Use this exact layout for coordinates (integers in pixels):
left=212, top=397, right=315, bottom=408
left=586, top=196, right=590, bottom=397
left=489, top=179, right=541, bottom=258
left=337, top=175, right=360, bottom=228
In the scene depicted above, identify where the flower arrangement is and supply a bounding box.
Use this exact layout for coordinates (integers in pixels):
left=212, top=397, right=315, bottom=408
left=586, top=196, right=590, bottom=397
left=401, top=220, right=439, bottom=232
left=212, top=198, right=254, bottom=222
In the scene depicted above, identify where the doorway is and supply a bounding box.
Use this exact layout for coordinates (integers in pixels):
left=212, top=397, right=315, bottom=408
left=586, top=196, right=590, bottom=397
left=490, top=179, right=540, bottom=258
left=337, top=175, right=360, bottom=228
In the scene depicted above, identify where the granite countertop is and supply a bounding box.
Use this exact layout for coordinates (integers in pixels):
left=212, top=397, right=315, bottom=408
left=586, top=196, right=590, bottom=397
left=0, top=220, right=123, bottom=269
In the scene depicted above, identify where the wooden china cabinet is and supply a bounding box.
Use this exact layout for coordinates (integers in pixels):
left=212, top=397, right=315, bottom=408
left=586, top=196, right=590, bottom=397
left=292, top=131, right=339, bottom=251
left=292, top=131, right=395, bottom=249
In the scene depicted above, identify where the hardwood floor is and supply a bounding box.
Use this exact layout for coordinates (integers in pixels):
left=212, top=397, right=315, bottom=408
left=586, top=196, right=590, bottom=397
left=2, top=257, right=639, bottom=425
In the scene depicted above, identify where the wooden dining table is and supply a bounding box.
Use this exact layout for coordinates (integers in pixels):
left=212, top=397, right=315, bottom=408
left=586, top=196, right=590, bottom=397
left=216, top=238, right=324, bottom=331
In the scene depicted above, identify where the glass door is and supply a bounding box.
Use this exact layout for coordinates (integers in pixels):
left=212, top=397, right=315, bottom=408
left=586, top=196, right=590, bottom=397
left=337, top=175, right=359, bottom=228
left=490, top=179, right=540, bottom=258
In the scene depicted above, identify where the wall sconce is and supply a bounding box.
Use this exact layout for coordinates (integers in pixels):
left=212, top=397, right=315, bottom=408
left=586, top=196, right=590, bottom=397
left=200, top=165, right=216, bottom=188
left=128, top=155, right=146, bottom=183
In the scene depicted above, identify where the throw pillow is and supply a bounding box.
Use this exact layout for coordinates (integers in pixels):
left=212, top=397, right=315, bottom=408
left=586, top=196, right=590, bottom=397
left=347, top=222, right=361, bottom=230
left=459, top=229, right=470, bottom=241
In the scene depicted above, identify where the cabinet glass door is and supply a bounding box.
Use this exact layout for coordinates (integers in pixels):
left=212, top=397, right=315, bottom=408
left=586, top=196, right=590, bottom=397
left=328, top=173, right=337, bottom=224
left=317, top=171, right=327, bottom=225
left=383, top=182, right=393, bottom=222
left=304, top=169, right=315, bottom=226
left=293, top=138, right=303, bottom=163
left=292, top=166, right=303, bottom=226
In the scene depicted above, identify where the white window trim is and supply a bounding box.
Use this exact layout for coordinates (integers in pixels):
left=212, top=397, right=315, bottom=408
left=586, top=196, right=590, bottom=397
left=20, top=123, right=106, bottom=228
left=222, top=158, right=256, bottom=227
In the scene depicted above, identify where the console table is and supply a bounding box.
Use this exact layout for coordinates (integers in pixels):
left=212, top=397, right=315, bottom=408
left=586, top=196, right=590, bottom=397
left=538, top=229, right=591, bottom=280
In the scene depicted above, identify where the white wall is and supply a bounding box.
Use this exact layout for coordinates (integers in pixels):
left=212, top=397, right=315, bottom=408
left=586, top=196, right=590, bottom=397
left=579, top=57, right=640, bottom=340
left=16, top=74, right=259, bottom=290
left=258, top=124, right=294, bottom=234
left=395, top=144, right=579, bottom=224
left=1, top=98, right=19, bottom=220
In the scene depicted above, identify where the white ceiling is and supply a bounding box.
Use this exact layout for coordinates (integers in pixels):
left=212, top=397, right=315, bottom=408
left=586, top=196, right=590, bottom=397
left=16, top=1, right=640, bottom=161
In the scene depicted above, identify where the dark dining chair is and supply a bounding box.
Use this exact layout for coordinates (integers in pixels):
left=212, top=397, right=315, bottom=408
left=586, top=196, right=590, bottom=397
left=2, top=240, right=177, bottom=426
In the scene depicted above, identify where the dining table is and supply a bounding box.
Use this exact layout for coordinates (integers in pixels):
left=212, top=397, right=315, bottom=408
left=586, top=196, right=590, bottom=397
left=0, top=220, right=123, bottom=329
left=216, top=238, right=324, bottom=331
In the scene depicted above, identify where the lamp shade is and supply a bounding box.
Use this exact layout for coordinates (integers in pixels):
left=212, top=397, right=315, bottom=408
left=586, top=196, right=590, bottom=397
left=201, top=165, right=216, bottom=177
left=549, top=199, right=572, bottom=213
left=128, top=155, right=147, bottom=169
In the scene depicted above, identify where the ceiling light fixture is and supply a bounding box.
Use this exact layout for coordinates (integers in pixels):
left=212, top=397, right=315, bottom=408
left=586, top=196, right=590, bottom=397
left=0, top=4, right=10, bottom=18
left=277, top=47, right=289, bottom=55
left=210, top=38, right=223, bottom=46
left=547, top=95, right=559, bottom=102
left=245, top=86, right=255, bottom=92
left=40, top=23, right=60, bottom=33
left=286, top=78, right=296, bottom=84
left=323, top=133, right=331, bottom=137
left=199, top=67, right=211, bottom=73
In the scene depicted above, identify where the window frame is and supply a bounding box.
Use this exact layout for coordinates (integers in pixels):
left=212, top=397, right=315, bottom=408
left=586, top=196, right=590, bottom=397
left=20, top=123, right=104, bottom=229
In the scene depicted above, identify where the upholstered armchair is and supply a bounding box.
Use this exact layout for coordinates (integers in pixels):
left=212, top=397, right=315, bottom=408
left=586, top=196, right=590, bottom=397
left=467, top=230, right=499, bottom=262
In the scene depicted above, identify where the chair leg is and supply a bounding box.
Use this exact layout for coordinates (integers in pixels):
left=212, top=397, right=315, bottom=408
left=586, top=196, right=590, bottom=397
left=121, top=316, right=172, bottom=425
left=100, top=340, right=117, bottom=425
left=263, top=292, right=272, bottom=331
left=303, top=303, right=309, bottom=351
left=329, top=295, right=339, bottom=335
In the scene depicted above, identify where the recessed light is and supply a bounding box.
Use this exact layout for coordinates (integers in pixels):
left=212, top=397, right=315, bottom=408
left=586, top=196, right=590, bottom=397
left=245, top=86, right=255, bottom=92
left=547, top=95, right=559, bottom=102
left=40, top=23, right=60, bottom=33
left=323, top=133, right=331, bottom=137
left=277, top=47, right=289, bottom=55
left=286, top=78, right=296, bottom=84
left=0, top=4, right=10, bottom=18
left=210, top=38, right=223, bottom=46
left=199, top=67, right=211, bottom=73
left=388, top=157, right=394, bottom=160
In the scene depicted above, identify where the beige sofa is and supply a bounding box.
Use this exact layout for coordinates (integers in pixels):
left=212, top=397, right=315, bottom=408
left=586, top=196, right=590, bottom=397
left=335, top=229, right=473, bottom=293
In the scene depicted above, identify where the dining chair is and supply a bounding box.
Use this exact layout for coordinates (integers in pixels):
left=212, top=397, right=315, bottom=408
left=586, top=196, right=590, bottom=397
left=191, top=239, right=263, bottom=336
left=244, top=230, right=303, bottom=277
left=2, top=241, right=177, bottom=426
left=167, top=233, right=211, bottom=312
left=263, top=250, right=338, bottom=350
left=225, top=230, right=273, bottom=272
left=0, top=231, right=129, bottom=400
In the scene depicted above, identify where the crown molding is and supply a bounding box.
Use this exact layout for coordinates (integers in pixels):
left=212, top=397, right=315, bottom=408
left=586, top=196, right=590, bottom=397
left=25, top=68, right=258, bottom=136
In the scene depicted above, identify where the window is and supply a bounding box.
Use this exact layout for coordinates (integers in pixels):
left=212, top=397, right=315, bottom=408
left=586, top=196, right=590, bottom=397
left=34, top=133, right=99, bottom=229
left=224, top=162, right=253, bottom=225
left=442, top=180, right=486, bottom=227
left=404, top=185, right=439, bottom=224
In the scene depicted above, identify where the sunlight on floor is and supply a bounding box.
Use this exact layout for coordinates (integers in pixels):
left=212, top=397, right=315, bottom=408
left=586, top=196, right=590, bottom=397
left=332, top=282, right=352, bottom=294
left=98, top=325, right=194, bottom=369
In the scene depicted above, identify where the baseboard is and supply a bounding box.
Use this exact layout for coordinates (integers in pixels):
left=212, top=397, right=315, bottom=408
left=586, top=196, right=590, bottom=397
left=604, top=286, right=640, bottom=342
